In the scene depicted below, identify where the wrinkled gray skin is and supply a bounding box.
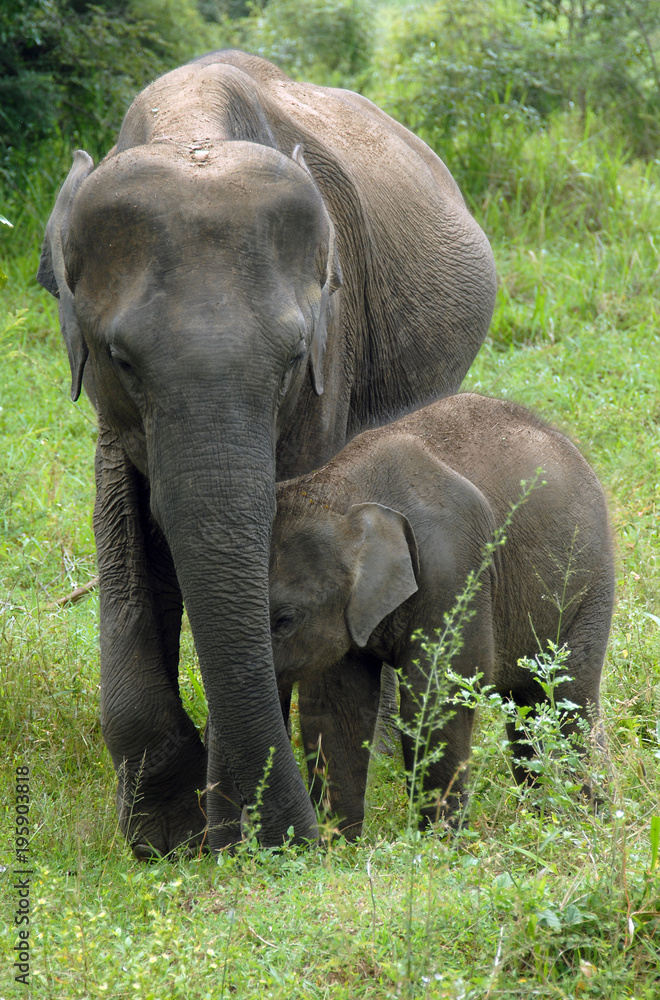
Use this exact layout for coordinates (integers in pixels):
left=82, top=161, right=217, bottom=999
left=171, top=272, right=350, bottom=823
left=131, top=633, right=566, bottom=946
left=37, top=50, right=496, bottom=857
left=270, top=393, right=614, bottom=838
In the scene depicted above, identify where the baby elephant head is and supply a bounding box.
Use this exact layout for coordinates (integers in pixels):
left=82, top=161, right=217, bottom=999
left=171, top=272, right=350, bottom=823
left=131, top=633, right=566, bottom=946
left=269, top=496, right=419, bottom=681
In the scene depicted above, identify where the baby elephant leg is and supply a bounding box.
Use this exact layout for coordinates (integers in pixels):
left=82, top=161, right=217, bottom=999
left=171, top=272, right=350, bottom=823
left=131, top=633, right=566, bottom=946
left=555, top=593, right=611, bottom=793
left=399, top=685, right=475, bottom=829
left=298, top=652, right=383, bottom=841
left=398, top=599, right=494, bottom=829
left=506, top=610, right=609, bottom=803
left=505, top=691, right=603, bottom=803
left=505, top=681, right=546, bottom=787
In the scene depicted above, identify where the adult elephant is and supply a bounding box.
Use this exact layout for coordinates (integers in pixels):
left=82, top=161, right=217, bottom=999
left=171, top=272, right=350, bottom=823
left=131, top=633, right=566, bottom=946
left=38, top=50, right=496, bottom=856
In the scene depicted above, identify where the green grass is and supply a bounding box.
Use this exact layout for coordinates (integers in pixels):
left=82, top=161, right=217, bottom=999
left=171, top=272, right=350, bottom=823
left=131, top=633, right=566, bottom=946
left=2, top=100, right=660, bottom=1000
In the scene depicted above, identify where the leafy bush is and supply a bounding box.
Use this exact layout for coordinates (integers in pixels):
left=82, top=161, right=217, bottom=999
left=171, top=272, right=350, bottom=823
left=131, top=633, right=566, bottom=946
left=197, top=0, right=253, bottom=20
left=527, top=0, right=660, bottom=158
left=0, top=0, right=224, bottom=182
left=232, top=0, right=372, bottom=87
left=369, top=1, right=562, bottom=199
left=367, top=0, right=659, bottom=202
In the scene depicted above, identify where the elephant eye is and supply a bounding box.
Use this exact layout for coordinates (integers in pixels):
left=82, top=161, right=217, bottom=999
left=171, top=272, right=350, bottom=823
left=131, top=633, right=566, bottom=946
left=270, top=606, right=304, bottom=639
left=279, top=366, right=294, bottom=399
left=278, top=341, right=306, bottom=398
left=109, top=344, right=134, bottom=373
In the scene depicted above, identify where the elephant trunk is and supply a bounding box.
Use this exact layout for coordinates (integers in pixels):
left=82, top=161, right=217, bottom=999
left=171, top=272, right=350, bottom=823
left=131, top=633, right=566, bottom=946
left=147, top=402, right=317, bottom=849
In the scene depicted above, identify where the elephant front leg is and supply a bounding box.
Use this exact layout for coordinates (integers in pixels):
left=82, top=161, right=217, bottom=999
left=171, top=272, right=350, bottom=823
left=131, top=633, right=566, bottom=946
left=399, top=693, right=474, bottom=830
left=399, top=595, right=495, bottom=831
left=298, top=653, right=382, bottom=841
left=398, top=636, right=485, bottom=830
left=95, top=425, right=207, bottom=858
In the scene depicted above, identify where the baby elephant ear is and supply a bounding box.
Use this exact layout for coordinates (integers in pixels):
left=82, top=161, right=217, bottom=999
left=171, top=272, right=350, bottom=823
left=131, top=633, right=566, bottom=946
left=345, top=503, right=419, bottom=648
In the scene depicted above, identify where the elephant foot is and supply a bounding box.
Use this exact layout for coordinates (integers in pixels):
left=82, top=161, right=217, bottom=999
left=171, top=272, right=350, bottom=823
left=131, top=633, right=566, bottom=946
left=205, top=808, right=243, bottom=853
left=418, top=788, right=469, bottom=833
left=203, top=720, right=244, bottom=852
left=121, top=788, right=209, bottom=860
left=131, top=839, right=210, bottom=862
left=116, top=756, right=209, bottom=859
left=121, top=791, right=209, bottom=859
left=334, top=814, right=365, bottom=842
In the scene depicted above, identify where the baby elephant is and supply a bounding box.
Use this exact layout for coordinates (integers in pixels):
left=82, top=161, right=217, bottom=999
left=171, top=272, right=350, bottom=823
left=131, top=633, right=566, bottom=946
left=270, top=393, right=614, bottom=839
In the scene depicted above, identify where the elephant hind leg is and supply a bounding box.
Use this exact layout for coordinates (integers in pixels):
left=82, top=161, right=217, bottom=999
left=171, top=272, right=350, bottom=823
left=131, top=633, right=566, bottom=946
left=505, top=627, right=608, bottom=803
left=504, top=681, right=546, bottom=789
left=553, top=603, right=611, bottom=804
left=505, top=696, right=604, bottom=808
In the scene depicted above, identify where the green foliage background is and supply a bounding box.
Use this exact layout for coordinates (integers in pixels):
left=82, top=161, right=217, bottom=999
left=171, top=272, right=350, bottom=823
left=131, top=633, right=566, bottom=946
left=2, top=0, right=659, bottom=190
left=1, top=1, right=660, bottom=997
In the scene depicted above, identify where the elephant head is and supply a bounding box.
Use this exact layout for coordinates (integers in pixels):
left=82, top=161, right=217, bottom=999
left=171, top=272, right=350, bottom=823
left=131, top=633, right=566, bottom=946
left=39, top=143, right=341, bottom=413
left=38, top=141, right=343, bottom=849
left=269, top=495, right=420, bottom=685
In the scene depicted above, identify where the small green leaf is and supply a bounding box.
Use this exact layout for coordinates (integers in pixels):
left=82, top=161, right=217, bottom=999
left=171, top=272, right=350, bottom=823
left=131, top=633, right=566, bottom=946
left=557, top=698, right=581, bottom=711
left=642, top=611, right=660, bottom=628
left=562, top=903, right=595, bottom=926
left=650, top=815, right=660, bottom=871
left=537, top=907, right=562, bottom=931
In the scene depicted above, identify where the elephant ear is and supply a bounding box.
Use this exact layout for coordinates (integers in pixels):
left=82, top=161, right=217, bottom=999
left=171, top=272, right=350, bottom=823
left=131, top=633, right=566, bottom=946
left=292, top=144, right=343, bottom=396
left=37, top=149, right=94, bottom=401
left=345, top=502, right=420, bottom=648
